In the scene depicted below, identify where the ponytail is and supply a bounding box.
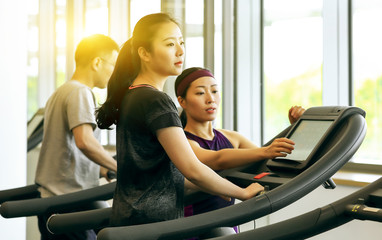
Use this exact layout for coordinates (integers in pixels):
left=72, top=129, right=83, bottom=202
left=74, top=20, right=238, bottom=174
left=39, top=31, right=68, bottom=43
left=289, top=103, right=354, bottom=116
left=96, top=39, right=138, bottom=129
left=179, top=109, right=187, bottom=128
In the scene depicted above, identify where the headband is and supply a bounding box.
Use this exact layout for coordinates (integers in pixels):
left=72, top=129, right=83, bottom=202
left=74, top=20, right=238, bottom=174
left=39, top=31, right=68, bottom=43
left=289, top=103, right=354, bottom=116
left=176, top=69, right=214, bottom=97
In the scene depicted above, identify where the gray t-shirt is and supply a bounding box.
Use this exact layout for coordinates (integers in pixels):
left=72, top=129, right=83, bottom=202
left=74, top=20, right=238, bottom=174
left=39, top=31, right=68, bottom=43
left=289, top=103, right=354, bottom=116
left=35, top=80, right=100, bottom=197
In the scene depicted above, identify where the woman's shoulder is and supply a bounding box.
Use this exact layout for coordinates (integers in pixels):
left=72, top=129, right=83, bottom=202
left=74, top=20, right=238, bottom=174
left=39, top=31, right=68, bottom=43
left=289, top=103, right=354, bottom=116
left=215, top=128, right=236, bottom=139
left=128, top=87, right=173, bottom=104
left=146, top=88, right=173, bottom=101
left=131, top=86, right=163, bottom=96
left=216, top=128, right=238, bottom=138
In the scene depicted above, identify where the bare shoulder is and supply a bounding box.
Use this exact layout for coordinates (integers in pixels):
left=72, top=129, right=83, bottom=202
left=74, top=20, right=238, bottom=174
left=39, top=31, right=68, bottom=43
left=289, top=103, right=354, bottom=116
left=217, top=128, right=258, bottom=149
left=218, top=128, right=239, bottom=138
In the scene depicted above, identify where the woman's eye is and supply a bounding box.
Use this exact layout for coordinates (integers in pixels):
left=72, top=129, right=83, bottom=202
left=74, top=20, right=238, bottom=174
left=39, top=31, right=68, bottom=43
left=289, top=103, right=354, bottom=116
left=196, top=92, right=204, bottom=95
left=167, top=43, right=175, bottom=47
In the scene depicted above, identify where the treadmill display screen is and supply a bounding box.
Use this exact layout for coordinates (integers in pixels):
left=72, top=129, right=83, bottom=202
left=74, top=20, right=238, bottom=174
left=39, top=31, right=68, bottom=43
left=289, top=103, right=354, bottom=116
left=276, top=120, right=333, bottom=162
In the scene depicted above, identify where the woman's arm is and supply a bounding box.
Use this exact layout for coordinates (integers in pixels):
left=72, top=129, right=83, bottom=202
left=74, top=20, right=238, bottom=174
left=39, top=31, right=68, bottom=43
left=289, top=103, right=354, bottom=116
left=157, top=126, right=263, bottom=201
left=188, top=136, right=295, bottom=171
left=184, top=178, right=232, bottom=202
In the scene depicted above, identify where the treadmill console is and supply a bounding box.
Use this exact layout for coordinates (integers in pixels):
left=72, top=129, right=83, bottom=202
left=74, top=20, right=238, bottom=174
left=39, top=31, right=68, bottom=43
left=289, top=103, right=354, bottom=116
left=266, top=106, right=365, bottom=172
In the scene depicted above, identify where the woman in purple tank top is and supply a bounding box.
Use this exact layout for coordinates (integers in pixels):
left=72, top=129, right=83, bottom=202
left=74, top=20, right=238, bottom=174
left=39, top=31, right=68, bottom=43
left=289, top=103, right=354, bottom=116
left=174, top=67, right=304, bottom=238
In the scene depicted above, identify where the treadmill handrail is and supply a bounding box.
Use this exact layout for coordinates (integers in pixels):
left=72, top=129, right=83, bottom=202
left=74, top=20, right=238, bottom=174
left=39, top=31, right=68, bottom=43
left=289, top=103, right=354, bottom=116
left=0, top=182, right=116, bottom=218
left=47, top=187, right=237, bottom=234
left=96, top=110, right=366, bottom=240
left=47, top=207, right=113, bottom=234
left=0, top=184, right=39, bottom=204
left=209, top=177, right=382, bottom=240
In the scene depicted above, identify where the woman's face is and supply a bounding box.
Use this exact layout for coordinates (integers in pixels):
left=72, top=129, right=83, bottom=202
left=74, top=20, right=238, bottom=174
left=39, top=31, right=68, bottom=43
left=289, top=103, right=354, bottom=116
left=146, top=21, right=185, bottom=77
left=180, top=76, right=221, bottom=123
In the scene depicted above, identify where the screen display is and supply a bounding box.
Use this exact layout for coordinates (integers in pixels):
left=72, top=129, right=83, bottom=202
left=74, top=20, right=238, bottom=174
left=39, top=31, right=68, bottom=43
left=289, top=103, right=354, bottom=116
left=276, top=120, right=333, bottom=162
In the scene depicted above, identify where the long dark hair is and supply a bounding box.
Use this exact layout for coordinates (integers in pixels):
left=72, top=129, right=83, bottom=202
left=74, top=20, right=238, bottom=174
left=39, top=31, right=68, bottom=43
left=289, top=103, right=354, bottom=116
left=174, top=67, right=211, bottom=127
left=96, top=13, right=179, bottom=129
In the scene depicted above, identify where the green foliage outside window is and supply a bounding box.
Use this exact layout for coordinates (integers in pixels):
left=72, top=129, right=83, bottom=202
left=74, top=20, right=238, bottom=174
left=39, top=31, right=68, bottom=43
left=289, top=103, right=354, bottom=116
left=354, top=75, right=382, bottom=161
left=264, top=66, right=322, bottom=141
left=27, top=76, right=39, bottom=120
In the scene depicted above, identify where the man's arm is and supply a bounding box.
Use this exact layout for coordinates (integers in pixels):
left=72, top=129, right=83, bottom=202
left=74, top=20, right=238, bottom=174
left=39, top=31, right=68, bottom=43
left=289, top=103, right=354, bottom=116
left=72, top=123, right=117, bottom=173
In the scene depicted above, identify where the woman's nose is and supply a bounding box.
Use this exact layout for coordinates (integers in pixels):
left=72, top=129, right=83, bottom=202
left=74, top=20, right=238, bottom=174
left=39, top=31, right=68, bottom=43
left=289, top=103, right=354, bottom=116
left=177, top=44, right=184, bottom=56
left=206, top=93, right=215, bottom=103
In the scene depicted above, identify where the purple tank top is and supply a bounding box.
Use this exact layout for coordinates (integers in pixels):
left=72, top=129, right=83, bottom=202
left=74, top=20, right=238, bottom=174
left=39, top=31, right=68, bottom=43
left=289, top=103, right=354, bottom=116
left=184, top=129, right=238, bottom=237
left=185, top=129, right=234, bottom=151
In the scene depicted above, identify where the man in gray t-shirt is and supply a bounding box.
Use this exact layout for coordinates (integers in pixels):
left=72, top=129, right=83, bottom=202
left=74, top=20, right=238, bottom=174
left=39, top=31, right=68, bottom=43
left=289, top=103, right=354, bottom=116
left=36, top=81, right=104, bottom=197
left=35, top=34, right=119, bottom=240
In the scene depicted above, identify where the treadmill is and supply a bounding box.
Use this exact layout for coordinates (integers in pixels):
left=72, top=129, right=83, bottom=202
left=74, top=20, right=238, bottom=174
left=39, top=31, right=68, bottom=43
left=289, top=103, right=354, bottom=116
left=27, top=108, right=45, bottom=152
left=31, top=106, right=366, bottom=239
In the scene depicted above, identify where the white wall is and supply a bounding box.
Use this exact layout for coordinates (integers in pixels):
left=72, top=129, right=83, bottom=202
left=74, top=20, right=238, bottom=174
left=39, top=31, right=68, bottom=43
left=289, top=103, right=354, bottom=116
left=0, top=0, right=28, bottom=239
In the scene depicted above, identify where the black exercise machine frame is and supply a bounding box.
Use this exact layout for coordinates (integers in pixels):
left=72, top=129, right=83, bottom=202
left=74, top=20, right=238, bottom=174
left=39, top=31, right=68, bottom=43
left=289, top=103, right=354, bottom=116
left=210, top=177, right=382, bottom=239
left=0, top=182, right=116, bottom=218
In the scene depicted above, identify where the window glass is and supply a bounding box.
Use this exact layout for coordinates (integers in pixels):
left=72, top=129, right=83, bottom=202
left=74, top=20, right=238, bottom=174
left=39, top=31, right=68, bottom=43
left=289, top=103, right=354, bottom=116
left=263, top=0, right=323, bottom=142
left=27, top=0, right=39, bottom=120
left=352, top=0, right=382, bottom=164
left=130, top=0, right=161, bottom=34
left=84, top=0, right=109, bottom=36
left=214, top=0, right=223, bottom=128
left=56, top=0, right=66, bottom=88
left=184, top=0, right=204, bottom=68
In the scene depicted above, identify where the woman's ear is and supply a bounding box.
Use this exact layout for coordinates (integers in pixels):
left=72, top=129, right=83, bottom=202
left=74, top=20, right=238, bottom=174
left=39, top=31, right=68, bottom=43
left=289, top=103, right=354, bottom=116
left=177, top=96, right=186, bottom=109
left=137, top=46, right=150, bottom=62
